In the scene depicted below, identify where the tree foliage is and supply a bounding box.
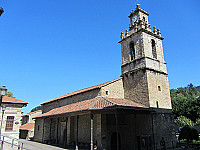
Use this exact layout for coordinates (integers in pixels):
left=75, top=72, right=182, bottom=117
left=31, top=105, right=43, bottom=112
left=171, top=83, right=200, bottom=126
left=0, top=86, right=14, bottom=97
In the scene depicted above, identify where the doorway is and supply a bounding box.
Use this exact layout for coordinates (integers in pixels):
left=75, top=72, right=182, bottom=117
left=111, top=132, right=121, bottom=150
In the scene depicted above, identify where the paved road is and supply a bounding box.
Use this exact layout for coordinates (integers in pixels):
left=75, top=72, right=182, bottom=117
left=18, top=139, right=68, bottom=150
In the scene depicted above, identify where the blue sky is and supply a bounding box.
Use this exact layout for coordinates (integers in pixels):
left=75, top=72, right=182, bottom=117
left=0, top=0, right=199, bottom=114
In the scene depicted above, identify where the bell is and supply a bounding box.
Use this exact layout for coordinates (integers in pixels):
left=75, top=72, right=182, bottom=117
left=0, top=7, right=4, bottom=16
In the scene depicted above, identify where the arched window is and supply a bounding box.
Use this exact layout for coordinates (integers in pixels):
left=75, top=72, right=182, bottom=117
left=151, top=39, right=157, bottom=59
left=130, top=42, right=135, bottom=60
left=143, top=16, right=145, bottom=21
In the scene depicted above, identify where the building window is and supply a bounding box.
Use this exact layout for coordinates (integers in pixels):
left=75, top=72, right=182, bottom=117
left=106, top=91, right=109, bottom=95
left=5, top=116, right=14, bottom=131
left=130, top=42, right=135, bottom=60
left=158, top=86, right=161, bottom=91
left=38, top=125, right=40, bottom=131
left=151, top=39, right=157, bottom=59
left=156, top=101, right=159, bottom=108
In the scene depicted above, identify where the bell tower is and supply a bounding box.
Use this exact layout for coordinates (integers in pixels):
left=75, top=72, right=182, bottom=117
left=119, top=4, right=172, bottom=109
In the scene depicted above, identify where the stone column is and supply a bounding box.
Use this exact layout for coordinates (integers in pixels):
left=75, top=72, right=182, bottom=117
left=64, top=117, right=68, bottom=147
left=42, top=118, right=45, bottom=143
left=49, top=119, right=52, bottom=143
left=96, top=114, right=102, bottom=148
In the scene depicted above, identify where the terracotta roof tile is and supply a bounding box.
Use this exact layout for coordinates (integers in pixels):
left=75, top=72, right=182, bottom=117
left=35, top=97, right=147, bottom=118
left=2, top=96, right=28, bottom=104
left=20, top=123, right=35, bottom=130
left=41, top=78, right=121, bottom=105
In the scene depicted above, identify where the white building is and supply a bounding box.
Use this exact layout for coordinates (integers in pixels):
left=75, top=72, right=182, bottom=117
left=0, top=96, right=28, bottom=139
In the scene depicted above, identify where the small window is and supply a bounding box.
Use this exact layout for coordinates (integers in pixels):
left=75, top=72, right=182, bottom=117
left=143, top=16, right=145, bottom=21
left=151, top=39, right=157, bottom=59
left=38, top=125, right=40, bottom=131
left=106, top=91, right=109, bottom=95
left=5, top=116, right=14, bottom=131
left=130, top=42, right=135, bottom=60
left=156, top=101, right=159, bottom=108
left=158, top=86, right=161, bottom=91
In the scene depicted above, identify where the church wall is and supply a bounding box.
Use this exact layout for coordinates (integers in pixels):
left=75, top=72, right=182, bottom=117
left=58, top=89, right=100, bottom=107
left=121, top=33, right=145, bottom=67
left=123, top=70, right=150, bottom=107
left=42, top=88, right=100, bottom=113
left=101, top=78, right=124, bottom=98
left=104, top=113, right=153, bottom=150
left=152, top=109, right=177, bottom=149
left=147, top=70, right=172, bottom=109
left=34, top=118, right=44, bottom=142
left=43, top=118, right=51, bottom=142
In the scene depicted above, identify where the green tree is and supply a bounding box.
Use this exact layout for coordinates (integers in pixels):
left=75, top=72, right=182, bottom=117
left=31, top=105, right=43, bottom=112
left=0, top=86, right=14, bottom=97
left=171, top=83, right=200, bottom=126
left=174, top=116, right=194, bottom=127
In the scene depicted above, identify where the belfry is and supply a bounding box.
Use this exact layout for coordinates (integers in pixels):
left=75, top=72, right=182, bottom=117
left=33, top=4, right=177, bottom=150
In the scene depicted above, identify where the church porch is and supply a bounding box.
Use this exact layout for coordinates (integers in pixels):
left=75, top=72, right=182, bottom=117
left=35, top=108, right=154, bottom=150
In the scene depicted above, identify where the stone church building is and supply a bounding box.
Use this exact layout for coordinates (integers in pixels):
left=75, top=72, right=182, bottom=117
left=34, top=4, right=176, bottom=150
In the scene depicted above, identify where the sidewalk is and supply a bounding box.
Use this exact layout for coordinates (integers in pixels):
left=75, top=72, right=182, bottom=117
left=18, top=139, right=67, bottom=150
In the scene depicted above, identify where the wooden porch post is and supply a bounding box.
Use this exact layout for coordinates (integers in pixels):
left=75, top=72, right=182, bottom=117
left=90, top=114, right=94, bottom=150
left=76, top=116, right=79, bottom=150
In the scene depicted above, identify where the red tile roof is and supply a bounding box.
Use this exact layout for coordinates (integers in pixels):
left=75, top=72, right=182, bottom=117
left=35, top=97, right=147, bottom=118
left=41, top=78, right=122, bottom=105
left=2, top=96, right=28, bottom=104
left=20, top=123, right=35, bottom=130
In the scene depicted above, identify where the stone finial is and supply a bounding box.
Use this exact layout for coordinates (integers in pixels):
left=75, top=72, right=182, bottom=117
left=125, top=29, right=129, bottom=37
left=136, top=4, right=140, bottom=10
left=120, top=32, right=125, bottom=40
left=157, top=29, right=161, bottom=36
left=153, top=26, right=157, bottom=34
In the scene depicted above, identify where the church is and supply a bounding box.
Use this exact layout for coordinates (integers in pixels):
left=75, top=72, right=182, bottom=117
left=34, top=4, right=177, bottom=150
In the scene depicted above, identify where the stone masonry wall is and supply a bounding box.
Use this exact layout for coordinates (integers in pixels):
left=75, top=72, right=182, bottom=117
left=42, top=89, right=100, bottom=113
left=34, top=118, right=44, bottom=142
left=152, top=109, right=177, bottom=149
left=147, top=70, right=172, bottom=109
left=123, top=70, right=150, bottom=107
left=100, top=78, right=124, bottom=98
left=104, top=112, right=153, bottom=150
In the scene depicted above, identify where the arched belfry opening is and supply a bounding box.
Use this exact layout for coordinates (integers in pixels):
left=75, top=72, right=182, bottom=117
left=130, top=42, right=135, bottom=60
left=151, top=39, right=157, bottom=59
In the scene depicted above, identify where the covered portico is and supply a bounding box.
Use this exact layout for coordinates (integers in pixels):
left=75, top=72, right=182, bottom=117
left=34, top=97, right=154, bottom=150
